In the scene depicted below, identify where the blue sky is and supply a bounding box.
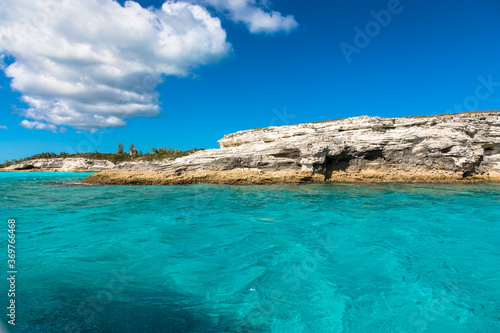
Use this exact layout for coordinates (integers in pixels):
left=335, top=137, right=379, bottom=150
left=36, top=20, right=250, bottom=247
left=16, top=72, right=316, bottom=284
left=1, top=0, right=500, bottom=161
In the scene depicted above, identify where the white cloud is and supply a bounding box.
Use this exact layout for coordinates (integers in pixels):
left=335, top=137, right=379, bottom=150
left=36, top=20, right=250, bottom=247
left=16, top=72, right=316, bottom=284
left=199, top=0, right=298, bottom=34
left=0, top=0, right=231, bottom=130
left=0, top=125, right=7, bottom=130
left=0, top=54, right=5, bottom=70
left=20, top=120, right=57, bottom=132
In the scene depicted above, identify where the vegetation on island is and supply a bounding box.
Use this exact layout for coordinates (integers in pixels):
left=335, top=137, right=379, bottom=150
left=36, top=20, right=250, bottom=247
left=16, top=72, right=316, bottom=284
left=0, top=143, right=205, bottom=168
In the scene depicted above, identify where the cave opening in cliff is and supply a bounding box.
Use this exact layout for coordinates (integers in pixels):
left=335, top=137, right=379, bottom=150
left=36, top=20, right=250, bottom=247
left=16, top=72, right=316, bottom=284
left=363, top=149, right=384, bottom=161
left=321, top=152, right=354, bottom=180
left=16, top=165, right=38, bottom=170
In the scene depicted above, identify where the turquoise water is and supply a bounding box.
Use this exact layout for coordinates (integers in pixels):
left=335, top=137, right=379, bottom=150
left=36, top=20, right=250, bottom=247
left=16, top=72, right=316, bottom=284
left=1, top=172, right=499, bottom=332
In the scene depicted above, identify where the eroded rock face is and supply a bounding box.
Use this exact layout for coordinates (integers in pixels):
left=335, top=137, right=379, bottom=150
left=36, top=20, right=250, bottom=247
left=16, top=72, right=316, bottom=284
left=4, top=158, right=115, bottom=171
left=86, top=112, right=500, bottom=185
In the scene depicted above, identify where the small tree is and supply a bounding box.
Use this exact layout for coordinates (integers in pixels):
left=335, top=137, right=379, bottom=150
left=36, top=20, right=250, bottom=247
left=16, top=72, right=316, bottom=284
left=129, top=143, right=138, bottom=156
left=1, top=160, right=14, bottom=168
left=116, top=142, right=124, bottom=154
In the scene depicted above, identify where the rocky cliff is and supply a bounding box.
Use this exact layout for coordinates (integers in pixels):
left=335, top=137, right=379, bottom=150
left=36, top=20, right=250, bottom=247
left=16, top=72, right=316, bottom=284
left=85, top=112, right=500, bottom=185
left=3, top=158, right=115, bottom=172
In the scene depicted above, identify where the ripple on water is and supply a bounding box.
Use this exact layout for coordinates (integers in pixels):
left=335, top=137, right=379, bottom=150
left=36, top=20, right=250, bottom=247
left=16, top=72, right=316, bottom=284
left=1, top=173, right=499, bottom=332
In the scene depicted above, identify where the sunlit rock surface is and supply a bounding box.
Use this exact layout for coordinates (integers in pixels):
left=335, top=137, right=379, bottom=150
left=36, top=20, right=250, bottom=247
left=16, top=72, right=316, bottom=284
left=4, top=158, right=115, bottom=171
left=84, top=112, right=500, bottom=184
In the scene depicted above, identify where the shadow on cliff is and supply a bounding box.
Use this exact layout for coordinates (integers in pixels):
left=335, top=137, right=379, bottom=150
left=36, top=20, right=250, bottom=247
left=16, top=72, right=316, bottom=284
left=316, top=149, right=385, bottom=180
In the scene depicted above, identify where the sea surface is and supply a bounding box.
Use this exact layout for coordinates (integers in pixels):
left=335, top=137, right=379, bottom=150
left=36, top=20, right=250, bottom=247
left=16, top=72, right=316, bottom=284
left=0, top=172, right=499, bottom=333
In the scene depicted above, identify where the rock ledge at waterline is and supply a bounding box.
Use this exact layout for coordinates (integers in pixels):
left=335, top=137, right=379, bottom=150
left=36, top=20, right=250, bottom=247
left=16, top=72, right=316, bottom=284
left=85, top=112, right=500, bottom=185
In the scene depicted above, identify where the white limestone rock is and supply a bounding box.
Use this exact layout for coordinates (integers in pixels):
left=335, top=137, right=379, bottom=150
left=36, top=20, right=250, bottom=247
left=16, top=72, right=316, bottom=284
left=171, top=112, right=500, bottom=178
left=4, top=158, right=115, bottom=171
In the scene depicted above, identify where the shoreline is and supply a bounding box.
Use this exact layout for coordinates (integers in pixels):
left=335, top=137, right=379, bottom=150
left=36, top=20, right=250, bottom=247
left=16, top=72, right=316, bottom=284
left=4, top=112, right=500, bottom=185
left=4, top=169, right=500, bottom=185
left=0, top=169, right=100, bottom=173
left=83, top=169, right=500, bottom=186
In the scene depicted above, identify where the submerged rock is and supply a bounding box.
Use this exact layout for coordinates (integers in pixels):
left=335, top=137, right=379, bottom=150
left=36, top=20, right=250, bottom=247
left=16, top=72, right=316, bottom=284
left=86, top=112, right=500, bottom=184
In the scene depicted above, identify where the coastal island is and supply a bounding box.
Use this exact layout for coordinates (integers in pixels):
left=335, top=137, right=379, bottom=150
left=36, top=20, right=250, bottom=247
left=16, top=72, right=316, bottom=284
left=88, top=112, right=500, bottom=184
left=4, top=112, right=500, bottom=184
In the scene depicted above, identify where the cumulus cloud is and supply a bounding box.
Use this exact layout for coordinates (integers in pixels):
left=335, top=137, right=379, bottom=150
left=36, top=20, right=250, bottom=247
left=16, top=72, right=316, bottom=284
left=0, top=125, right=7, bottom=130
left=0, top=0, right=231, bottom=130
left=199, top=0, right=298, bottom=34
left=20, top=120, right=57, bottom=132
left=0, top=0, right=297, bottom=132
